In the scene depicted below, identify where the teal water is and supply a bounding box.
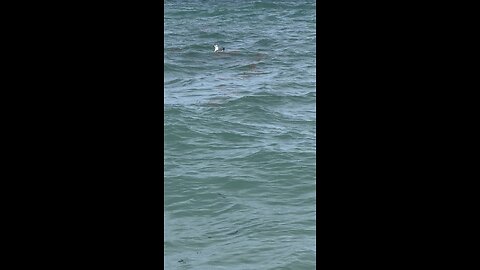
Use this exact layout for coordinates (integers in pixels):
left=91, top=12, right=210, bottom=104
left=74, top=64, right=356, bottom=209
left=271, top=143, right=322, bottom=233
left=164, top=1, right=316, bottom=269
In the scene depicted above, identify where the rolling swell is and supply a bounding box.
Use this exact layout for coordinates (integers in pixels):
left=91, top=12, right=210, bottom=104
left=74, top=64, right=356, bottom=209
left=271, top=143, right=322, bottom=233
left=165, top=1, right=316, bottom=269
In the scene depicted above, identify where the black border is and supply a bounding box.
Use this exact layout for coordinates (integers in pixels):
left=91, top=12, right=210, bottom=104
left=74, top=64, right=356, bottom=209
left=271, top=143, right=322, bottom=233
left=24, top=1, right=166, bottom=268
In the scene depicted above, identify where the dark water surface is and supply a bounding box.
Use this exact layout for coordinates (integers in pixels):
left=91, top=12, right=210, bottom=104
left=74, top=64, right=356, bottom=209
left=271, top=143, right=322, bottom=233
left=164, top=1, right=316, bottom=269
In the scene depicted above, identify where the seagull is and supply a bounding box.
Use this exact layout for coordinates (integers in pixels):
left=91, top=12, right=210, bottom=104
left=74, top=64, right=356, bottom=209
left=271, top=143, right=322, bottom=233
left=213, top=44, right=225, bottom=53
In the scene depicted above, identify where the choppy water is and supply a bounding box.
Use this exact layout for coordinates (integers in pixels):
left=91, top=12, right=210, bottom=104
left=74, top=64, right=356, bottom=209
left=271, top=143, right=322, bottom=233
left=164, top=1, right=316, bottom=269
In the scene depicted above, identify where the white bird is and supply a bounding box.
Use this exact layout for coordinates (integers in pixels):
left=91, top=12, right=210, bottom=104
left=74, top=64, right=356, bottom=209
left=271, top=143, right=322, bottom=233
left=213, top=44, right=225, bottom=53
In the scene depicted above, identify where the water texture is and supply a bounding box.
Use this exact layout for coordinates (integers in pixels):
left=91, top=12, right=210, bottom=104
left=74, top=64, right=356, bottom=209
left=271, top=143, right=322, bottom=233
left=165, top=1, right=316, bottom=269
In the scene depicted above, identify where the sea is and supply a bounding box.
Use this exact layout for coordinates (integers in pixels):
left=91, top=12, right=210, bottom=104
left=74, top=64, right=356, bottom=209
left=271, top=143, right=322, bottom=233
left=164, top=1, right=316, bottom=269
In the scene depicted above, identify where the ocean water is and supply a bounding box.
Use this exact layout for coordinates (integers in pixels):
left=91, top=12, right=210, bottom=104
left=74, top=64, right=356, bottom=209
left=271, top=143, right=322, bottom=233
left=164, top=1, right=316, bottom=269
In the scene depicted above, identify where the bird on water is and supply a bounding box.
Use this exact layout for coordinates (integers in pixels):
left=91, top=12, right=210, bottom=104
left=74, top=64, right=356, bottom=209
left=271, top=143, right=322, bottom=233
left=213, top=44, right=225, bottom=52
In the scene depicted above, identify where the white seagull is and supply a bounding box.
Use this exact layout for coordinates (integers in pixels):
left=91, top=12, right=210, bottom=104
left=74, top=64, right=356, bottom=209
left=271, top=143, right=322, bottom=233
left=213, top=44, right=225, bottom=53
